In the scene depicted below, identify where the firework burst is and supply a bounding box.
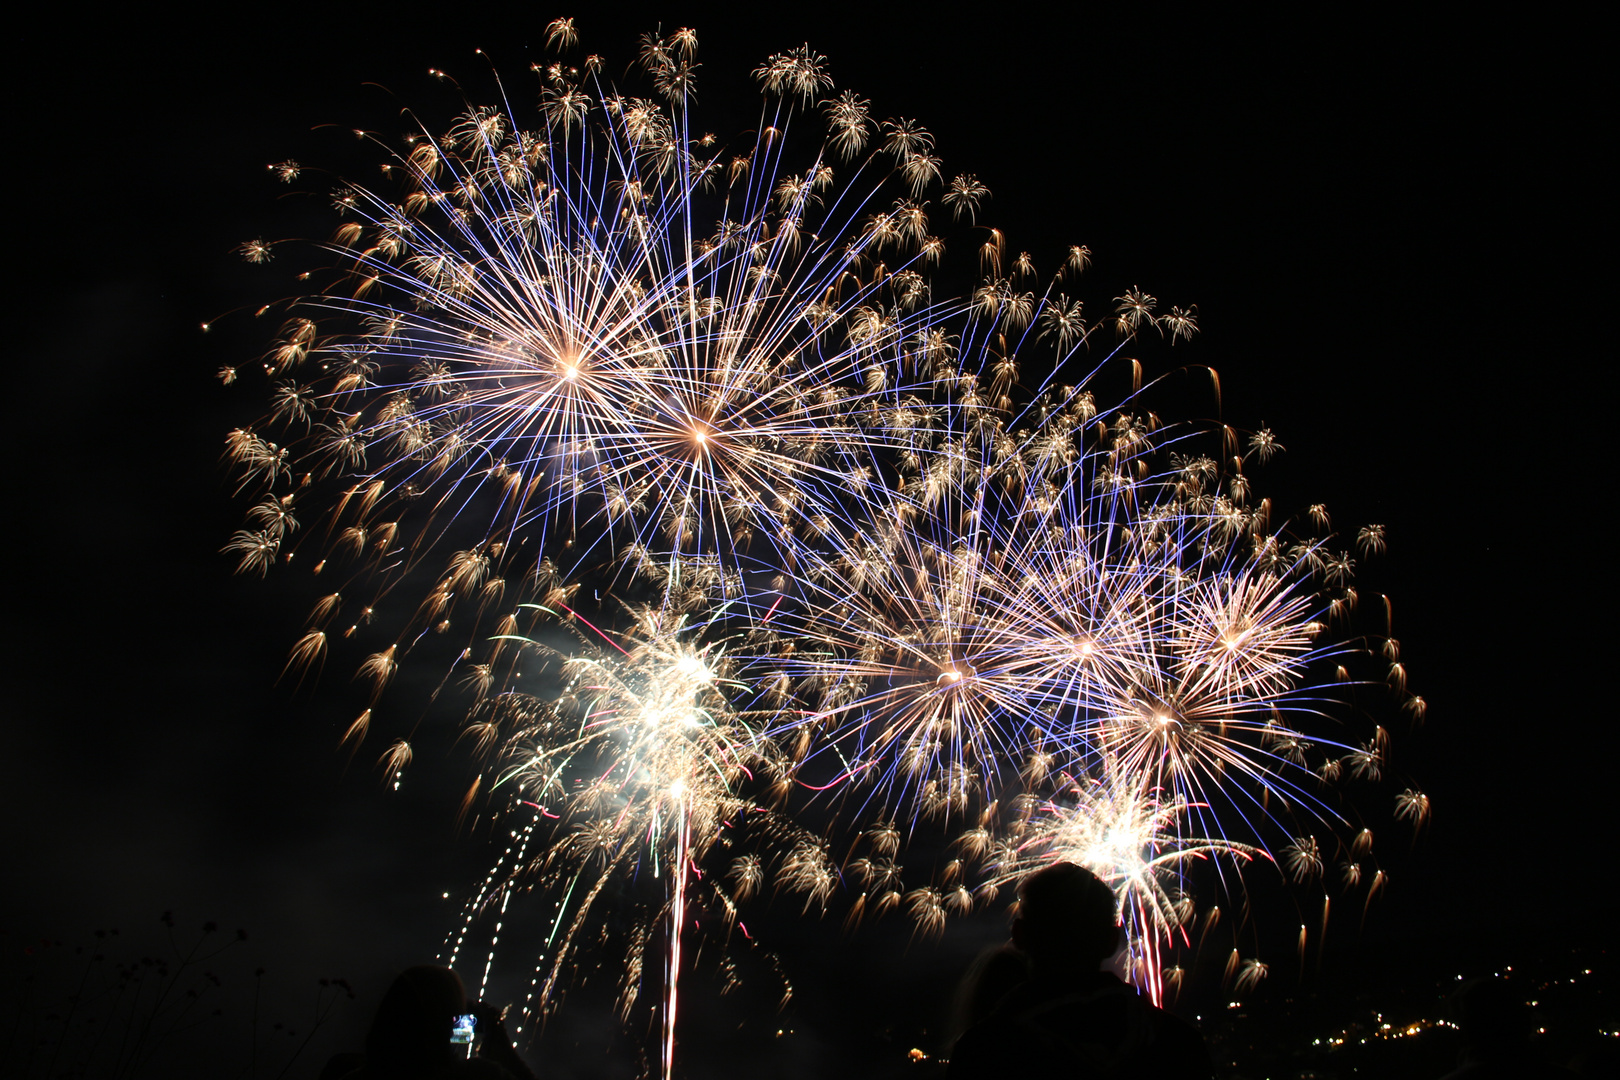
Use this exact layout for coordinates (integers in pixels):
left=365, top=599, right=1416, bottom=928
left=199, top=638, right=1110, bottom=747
left=443, top=602, right=834, bottom=1068
left=976, top=764, right=1261, bottom=1006
left=220, top=16, right=1427, bottom=1064
left=221, top=22, right=976, bottom=759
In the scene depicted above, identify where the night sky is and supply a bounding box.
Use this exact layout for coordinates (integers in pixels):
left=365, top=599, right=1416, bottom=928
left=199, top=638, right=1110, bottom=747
left=6, top=4, right=1608, bottom=1076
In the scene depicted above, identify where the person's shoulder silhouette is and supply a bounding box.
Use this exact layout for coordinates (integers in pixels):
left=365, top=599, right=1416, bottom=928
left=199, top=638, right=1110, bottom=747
left=947, top=862, right=1213, bottom=1079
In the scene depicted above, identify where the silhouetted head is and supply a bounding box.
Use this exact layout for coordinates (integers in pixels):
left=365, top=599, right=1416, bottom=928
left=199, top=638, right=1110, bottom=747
left=365, top=965, right=467, bottom=1075
left=1010, top=862, right=1120, bottom=973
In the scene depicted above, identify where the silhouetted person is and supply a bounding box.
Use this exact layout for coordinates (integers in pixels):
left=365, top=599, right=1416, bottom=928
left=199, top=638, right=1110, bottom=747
left=1438, top=976, right=1576, bottom=1079
left=320, top=965, right=537, bottom=1080
left=948, top=863, right=1214, bottom=1079
left=949, top=944, right=1033, bottom=1042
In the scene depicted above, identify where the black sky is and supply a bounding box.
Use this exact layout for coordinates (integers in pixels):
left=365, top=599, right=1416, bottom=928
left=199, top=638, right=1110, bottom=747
left=5, top=3, right=1610, bottom=1075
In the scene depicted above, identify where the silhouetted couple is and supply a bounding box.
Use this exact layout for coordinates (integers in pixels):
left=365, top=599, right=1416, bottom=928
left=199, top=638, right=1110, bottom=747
left=949, top=862, right=1215, bottom=1078
left=320, top=965, right=536, bottom=1080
